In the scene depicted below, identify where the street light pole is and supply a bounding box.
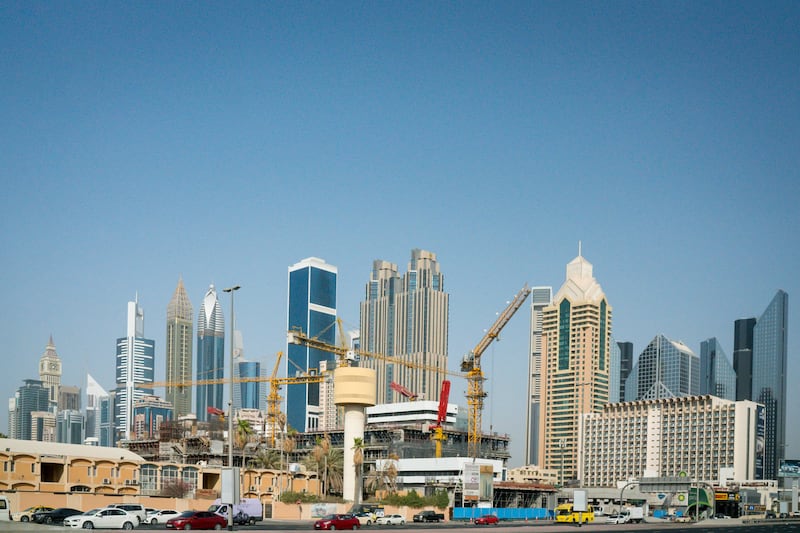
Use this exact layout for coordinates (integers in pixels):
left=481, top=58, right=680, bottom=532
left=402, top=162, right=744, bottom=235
left=223, top=285, right=240, bottom=531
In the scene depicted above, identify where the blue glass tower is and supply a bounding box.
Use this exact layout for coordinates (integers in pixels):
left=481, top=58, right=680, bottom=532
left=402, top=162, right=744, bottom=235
left=286, top=257, right=337, bottom=432
left=196, top=284, right=225, bottom=422
left=236, top=360, right=262, bottom=410
left=752, top=290, right=788, bottom=480
left=699, top=338, right=737, bottom=400
left=625, top=334, right=699, bottom=401
left=13, top=379, right=50, bottom=440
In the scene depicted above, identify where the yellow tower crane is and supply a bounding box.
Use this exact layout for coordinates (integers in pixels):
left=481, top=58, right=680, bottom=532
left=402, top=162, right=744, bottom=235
left=287, top=320, right=466, bottom=452
left=460, top=284, right=531, bottom=458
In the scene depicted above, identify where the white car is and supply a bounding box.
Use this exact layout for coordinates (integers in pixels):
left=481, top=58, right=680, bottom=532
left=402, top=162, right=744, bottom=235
left=605, top=514, right=629, bottom=524
left=148, top=509, right=180, bottom=524
left=376, top=514, right=405, bottom=525
left=64, top=508, right=137, bottom=529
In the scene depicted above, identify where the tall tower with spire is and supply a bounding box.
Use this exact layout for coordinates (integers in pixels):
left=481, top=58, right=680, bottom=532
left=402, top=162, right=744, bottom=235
left=113, top=296, right=155, bottom=442
left=538, top=248, right=612, bottom=484
left=38, top=335, right=62, bottom=410
left=196, top=284, right=225, bottom=422
left=166, top=277, right=194, bottom=418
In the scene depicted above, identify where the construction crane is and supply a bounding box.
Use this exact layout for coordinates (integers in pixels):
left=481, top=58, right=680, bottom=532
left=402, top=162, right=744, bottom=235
left=461, top=284, right=531, bottom=458
left=287, top=324, right=462, bottom=380
left=430, top=379, right=451, bottom=458
left=142, top=351, right=326, bottom=449
left=390, top=381, right=418, bottom=401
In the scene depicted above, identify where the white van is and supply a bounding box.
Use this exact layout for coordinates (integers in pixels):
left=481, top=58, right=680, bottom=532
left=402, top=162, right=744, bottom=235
left=0, top=495, right=11, bottom=521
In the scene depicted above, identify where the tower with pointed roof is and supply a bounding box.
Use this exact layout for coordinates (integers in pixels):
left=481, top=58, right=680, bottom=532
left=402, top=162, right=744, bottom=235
left=113, top=296, right=156, bottom=442
left=166, top=277, right=194, bottom=418
left=538, top=249, right=612, bottom=484
left=196, top=284, right=225, bottom=422
left=38, top=335, right=62, bottom=409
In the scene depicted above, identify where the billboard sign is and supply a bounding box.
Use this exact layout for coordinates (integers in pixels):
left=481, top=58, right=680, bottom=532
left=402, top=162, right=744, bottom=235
left=463, top=463, right=480, bottom=501
left=755, top=405, right=765, bottom=480
left=779, top=459, right=800, bottom=478
left=479, top=465, right=494, bottom=502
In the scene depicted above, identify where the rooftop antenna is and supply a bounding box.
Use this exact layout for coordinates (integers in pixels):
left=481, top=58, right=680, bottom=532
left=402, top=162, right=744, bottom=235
left=578, top=240, right=582, bottom=257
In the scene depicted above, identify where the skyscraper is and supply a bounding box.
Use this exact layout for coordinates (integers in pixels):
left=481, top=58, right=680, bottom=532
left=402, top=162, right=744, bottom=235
left=38, top=335, right=62, bottom=410
left=699, top=337, right=737, bottom=401
left=538, top=251, right=611, bottom=483
left=524, top=286, right=552, bottom=466
left=113, top=297, right=156, bottom=441
left=733, top=317, right=756, bottom=401
left=751, top=290, right=788, bottom=480
left=624, top=334, right=699, bottom=401
left=85, top=373, right=108, bottom=443
left=59, top=385, right=81, bottom=411
left=359, top=249, right=449, bottom=404
left=166, top=277, right=194, bottom=418
left=616, top=341, right=634, bottom=402
left=56, top=409, right=85, bottom=444
left=196, top=284, right=225, bottom=422
left=287, top=257, right=337, bottom=432
left=13, top=379, right=50, bottom=440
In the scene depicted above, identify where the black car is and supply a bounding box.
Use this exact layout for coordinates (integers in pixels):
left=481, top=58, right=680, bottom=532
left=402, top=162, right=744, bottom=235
left=32, top=507, right=83, bottom=524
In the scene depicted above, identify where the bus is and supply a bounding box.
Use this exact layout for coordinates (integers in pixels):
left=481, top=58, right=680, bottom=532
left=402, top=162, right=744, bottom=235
left=555, top=503, right=594, bottom=523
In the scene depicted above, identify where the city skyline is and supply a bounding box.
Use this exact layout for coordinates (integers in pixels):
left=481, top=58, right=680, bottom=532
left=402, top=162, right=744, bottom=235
left=2, top=2, right=798, bottom=466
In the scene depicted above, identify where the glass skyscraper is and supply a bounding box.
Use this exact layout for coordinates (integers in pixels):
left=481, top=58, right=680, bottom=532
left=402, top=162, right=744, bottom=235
left=751, top=290, right=788, bottom=480
left=12, top=379, right=50, bottom=440
left=733, top=318, right=756, bottom=401
left=625, top=334, right=699, bottom=401
left=113, top=297, right=155, bottom=441
left=699, top=337, right=737, bottom=401
left=525, top=286, right=551, bottom=466
left=359, top=249, right=449, bottom=405
left=287, top=257, right=337, bottom=432
left=166, top=277, right=193, bottom=418
left=196, top=284, right=225, bottom=422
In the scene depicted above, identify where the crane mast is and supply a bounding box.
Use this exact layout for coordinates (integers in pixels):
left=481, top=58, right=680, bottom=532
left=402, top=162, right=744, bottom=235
left=461, top=284, right=531, bottom=458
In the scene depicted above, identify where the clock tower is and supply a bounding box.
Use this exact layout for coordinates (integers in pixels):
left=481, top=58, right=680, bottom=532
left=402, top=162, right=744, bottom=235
left=38, top=335, right=62, bottom=407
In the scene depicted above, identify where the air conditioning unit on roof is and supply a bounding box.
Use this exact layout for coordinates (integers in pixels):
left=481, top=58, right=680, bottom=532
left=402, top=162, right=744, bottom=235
left=102, top=478, right=111, bottom=484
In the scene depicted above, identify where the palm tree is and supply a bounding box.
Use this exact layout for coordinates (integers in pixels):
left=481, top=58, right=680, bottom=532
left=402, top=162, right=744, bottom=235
left=236, top=419, right=254, bottom=467
left=304, top=435, right=332, bottom=496
left=283, top=428, right=297, bottom=492
left=250, top=448, right=281, bottom=469
left=352, top=437, right=365, bottom=505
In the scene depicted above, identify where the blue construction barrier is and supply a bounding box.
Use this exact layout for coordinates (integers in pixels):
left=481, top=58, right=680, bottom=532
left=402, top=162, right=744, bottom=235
left=453, top=507, right=553, bottom=521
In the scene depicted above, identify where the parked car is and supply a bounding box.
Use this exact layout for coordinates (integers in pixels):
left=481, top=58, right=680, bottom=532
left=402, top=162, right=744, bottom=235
left=474, top=515, right=499, bottom=525
left=605, top=514, right=629, bottom=524
left=356, top=512, right=377, bottom=525
left=14, top=506, right=54, bottom=522
left=64, top=508, right=137, bottom=529
left=0, top=496, right=10, bottom=522
left=375, top=514, right=405, bottom=526
left=412, top=510, right=444, bottom=522
left=149, top=509, right=180, bottom=524
left=32, top=507, right=83, bottom=525
left=166, top=510, right=227, bottom=530
left=314, top=513, right=361, bottom=530
left=107, top=504, right=147, bottom=524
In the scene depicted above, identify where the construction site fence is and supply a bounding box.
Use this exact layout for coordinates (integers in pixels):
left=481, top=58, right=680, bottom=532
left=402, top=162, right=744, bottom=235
left=453, top=507, right=553, bottom=521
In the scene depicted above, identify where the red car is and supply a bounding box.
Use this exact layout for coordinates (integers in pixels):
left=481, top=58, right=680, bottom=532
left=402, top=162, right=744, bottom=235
left=166, top=510, right=227, bottom=530
left=314, top=513, right=361, bottom=530
left=474, top=514, right=499, bottom=525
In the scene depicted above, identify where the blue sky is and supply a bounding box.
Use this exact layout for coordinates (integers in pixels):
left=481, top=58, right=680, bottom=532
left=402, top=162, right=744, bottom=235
left=2, top=1, right=798, bottom=467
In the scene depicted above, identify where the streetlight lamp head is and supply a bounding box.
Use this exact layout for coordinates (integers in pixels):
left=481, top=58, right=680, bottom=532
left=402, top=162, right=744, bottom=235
left=223, top=285, right=241, bottom=293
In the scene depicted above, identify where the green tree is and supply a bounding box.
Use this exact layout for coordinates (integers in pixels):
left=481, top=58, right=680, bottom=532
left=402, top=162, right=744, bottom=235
left=352, top=437, right=365, bottom=505
left=236, top=419, right=254, bottom=467
left=303, top=437, right=344, bottom=498
left=250, top=448, right=281, bottom=469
